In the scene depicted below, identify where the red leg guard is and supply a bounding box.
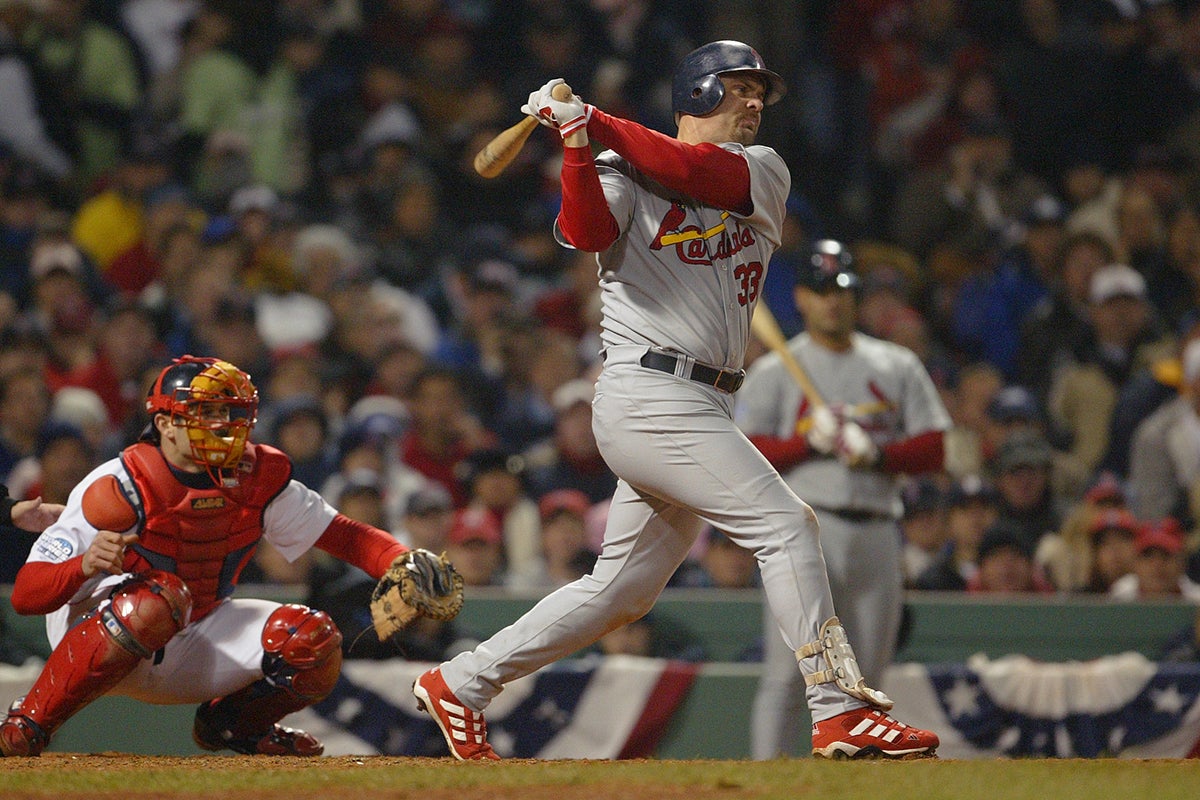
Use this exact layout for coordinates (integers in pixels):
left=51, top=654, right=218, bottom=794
left=193, top=604, right=341, bottom=754
left=0, top=571, right=191, bottom=757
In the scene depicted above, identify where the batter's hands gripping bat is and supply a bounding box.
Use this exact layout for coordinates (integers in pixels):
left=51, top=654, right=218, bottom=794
left=474, top=82, right=574, bottom=178
left=751, top=302, right=825, bottom=408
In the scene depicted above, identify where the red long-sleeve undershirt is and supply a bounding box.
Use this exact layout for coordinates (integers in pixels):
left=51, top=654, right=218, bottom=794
left=313, top=513, right=408, bottom=579
left=559, top=144, right=618, bottom=251
left=749, top=429, right=945, bottom=475
left=11, top=559, right=87, bottom=615
left=556, top=108, right=753, bottom=252
left=9, top=514, right=406, bottom=617
left=588, top=108, right=752, bottom=212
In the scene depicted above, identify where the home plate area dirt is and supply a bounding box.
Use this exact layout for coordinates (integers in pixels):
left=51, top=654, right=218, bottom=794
left=1, top=754, right=765, bottom=800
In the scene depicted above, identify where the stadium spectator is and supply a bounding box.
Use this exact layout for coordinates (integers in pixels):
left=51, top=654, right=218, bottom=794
left=393, top=483, right=455, bottom=553
left=941, top=361, right=1004, bottom=477
left=508, top=488, right=597, bottom=594
left=46, top=299, right=163, bottom=431
left=671, top=525, right=761, bottom=590
left=398, top=367, right=493, bottom=506
left=0, top=2, right=72, bottom=180
left=890, top=115, right=1047, bottom=264
left=899, top=477, right=949, bottom=586
left=24, top=0, right=144, bottom=187
left=0, top=366, right=50, bottom=481
left=263, top=395, right=336, bottom=493
left=980, top=383, right=1047, bottom=465
left=1079, top=509, right=1140, bottom=595
left=1110, top=518, right=1200, bottom=601
left=967, top=522, right=1054, bottom=594
left=523, top=377, right=616, bottom=504
left=1047, top=263, right=1175, bottom=499
left=950, top=194, right=1067, bottom=377
left=989, top=429, right=1062, bottom=553
left=914, top=474, right=1000, bottom=591
left=1034, top=472, right=1133, bottom=592
left=5, top=421, right=95, bottom=508
left=457, top=447, right=539, bottom=583
left=445, top=506, right=507, bottom=588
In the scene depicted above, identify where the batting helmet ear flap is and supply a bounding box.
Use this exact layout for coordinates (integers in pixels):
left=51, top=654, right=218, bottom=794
left=687, top=73, right=725, bottom=113
left=672, top=40, right=786, bottom=117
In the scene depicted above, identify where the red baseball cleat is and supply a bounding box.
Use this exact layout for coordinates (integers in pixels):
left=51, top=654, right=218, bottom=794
left=192, top=701, right=324, bottom=756
left=413, top=667, right=500, bottom=761
left=811, top=706, right=939, bottom=759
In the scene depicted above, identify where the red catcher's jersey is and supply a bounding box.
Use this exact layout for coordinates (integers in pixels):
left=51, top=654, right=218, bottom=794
left=119, top=442, right=292, bottom=621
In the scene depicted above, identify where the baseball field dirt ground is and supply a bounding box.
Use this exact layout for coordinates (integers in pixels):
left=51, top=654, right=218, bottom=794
left=2, top=754, right=1200, bottom=800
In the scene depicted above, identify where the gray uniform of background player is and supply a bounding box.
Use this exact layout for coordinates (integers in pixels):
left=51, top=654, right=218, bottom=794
left=438, top=141, right=872, bottom=725
left=736, top=331, right=951, bottom=757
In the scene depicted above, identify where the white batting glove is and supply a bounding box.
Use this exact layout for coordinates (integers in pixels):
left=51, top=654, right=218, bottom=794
left=837, top=421, right=880, bottom=469
left=805, top=405, right=841, bottom=455
left=521, top=78, right=562, bottom=129
left=521, top=78, right=591, bottom=139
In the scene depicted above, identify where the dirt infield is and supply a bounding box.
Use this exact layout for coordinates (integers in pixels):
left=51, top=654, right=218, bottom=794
left=4, top=753, right=1200, bottom=800
left=0, top=754, right=762, bottom=800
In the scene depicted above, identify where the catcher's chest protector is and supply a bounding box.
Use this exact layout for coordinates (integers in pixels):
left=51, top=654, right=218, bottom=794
left=120, top=442, right=292, bottom=620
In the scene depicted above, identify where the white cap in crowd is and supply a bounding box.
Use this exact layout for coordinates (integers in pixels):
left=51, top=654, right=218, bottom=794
left=1089, top=263, right=1146, bottom=305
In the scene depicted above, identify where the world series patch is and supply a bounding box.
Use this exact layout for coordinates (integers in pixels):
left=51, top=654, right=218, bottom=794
left=35, top=536, right=75, bottom=562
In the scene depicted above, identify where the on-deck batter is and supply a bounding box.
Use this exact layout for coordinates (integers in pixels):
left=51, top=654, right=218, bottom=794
left=413, top=40, right=940, bottom=761
left=736, top=240, right=951, bottom=758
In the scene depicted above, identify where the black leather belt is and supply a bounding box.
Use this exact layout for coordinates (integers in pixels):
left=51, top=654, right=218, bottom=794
left=809, top=504, right=897, bottom=523
left=639, top=350, right=746, bottom=394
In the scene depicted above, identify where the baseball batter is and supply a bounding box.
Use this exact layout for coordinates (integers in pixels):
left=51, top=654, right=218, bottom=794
left=413, top=41, right=939, bottom=760
left=735, top=240, right=951, bottom=758
left=0, top=356, right=433, bottom=758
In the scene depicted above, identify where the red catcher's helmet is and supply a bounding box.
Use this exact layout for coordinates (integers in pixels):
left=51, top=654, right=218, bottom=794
left=145, top=355, right=258, bottom=472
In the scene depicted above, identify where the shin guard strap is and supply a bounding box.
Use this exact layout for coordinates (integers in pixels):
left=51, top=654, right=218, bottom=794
left=794, top=616, right=894, bottom=710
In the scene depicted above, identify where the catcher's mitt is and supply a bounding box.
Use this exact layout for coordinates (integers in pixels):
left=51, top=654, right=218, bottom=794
left=370, top=549, right=465, bottom=640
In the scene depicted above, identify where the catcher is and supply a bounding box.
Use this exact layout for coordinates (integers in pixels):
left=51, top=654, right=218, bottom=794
left=0, top=356, right=462, bottom=758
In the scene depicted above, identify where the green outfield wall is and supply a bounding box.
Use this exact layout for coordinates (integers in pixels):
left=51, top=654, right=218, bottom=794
left=2, top=587, right=1194, bottom=758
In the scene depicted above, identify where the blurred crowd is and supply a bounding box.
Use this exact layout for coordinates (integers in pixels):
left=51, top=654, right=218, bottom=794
left=3, top=0, right=1200, bottom=663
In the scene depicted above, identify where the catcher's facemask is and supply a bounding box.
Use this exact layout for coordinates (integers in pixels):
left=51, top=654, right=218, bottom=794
left=146, top=355, right=258, bottom=478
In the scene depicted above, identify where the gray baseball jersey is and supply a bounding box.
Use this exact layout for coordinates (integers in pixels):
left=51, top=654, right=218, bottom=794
left=736, top=331, right=950, bottom=757
left=592, top=142, right=789, bottom=368
left=736, top=331, right=952, bottom=515
left=439, top=141, right=872, bottom=728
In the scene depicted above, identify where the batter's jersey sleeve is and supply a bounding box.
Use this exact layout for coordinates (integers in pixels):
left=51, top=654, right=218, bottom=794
left=729, top=144, right=790, bottom=249
left=581, top=143, right=790, bottom=254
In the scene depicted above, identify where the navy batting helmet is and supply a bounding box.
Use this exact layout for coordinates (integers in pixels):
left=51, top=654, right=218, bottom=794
left=796, top=239, right=860, bottom=292
left=671, top=40, right=786, bottom=117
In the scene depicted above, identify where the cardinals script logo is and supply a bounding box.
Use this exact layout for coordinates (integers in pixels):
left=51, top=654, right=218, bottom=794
left=649, top=203, right=756, bottom=266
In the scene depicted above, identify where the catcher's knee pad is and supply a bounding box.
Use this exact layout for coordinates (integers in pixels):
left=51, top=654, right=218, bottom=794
left=795, top=616, right=894, bottom=710
left=105, top=570, right=193, bottom=658
left=261, top=604, right=343, bottom=700
left=2, top=572, right=190, bottom=756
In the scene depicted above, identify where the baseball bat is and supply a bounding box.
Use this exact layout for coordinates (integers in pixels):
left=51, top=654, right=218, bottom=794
left=473, top=82, right=574, bottom=179
left=750, top=302, right=826, bottom=408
